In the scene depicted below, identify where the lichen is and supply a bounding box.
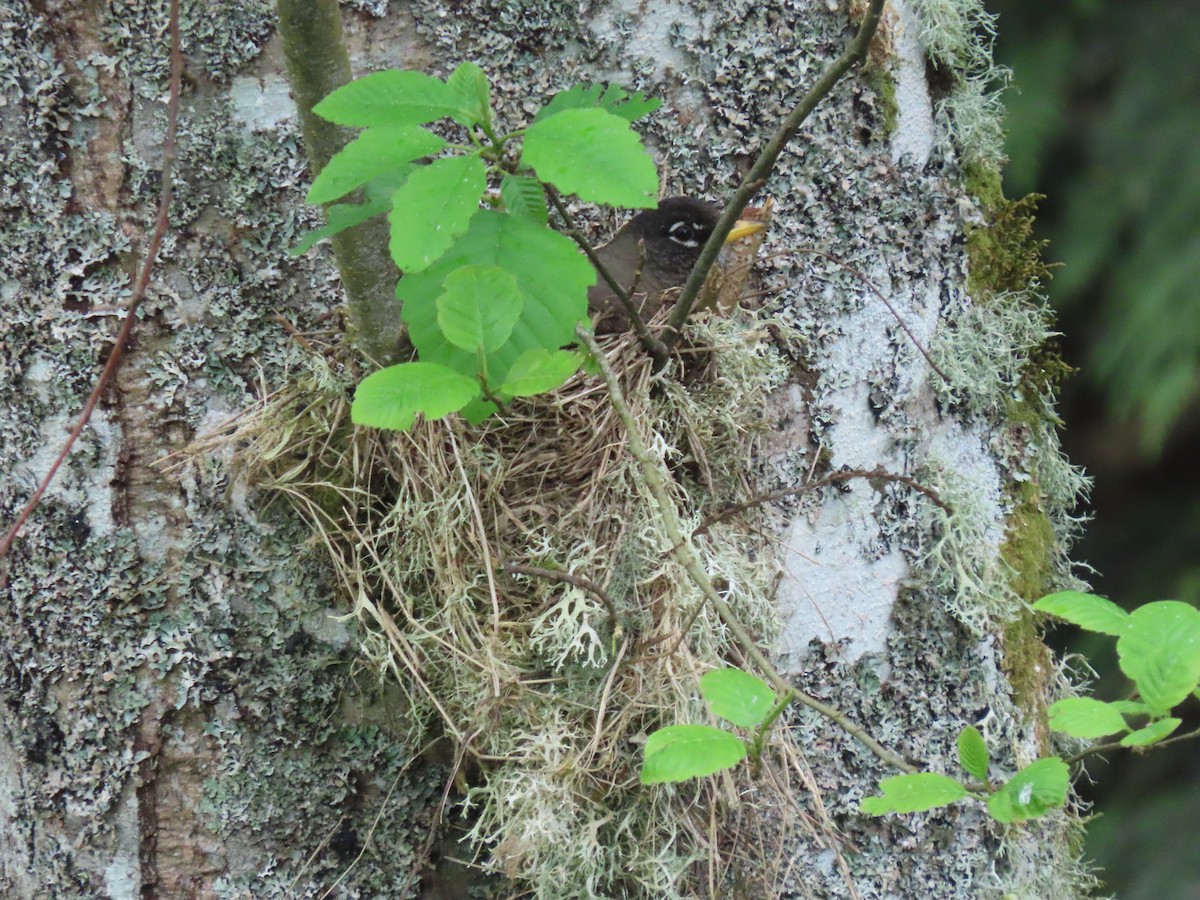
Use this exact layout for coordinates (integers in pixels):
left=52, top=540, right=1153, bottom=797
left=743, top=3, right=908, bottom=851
left=99, top=0, right=275, bottom=86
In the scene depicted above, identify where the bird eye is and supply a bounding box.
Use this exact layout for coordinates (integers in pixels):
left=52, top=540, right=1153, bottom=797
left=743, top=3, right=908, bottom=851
left=668, top=221, right=698, bottom=247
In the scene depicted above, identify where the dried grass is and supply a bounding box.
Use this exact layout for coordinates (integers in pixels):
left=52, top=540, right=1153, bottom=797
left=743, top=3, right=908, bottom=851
left=179, top=311, right=848, bottom=897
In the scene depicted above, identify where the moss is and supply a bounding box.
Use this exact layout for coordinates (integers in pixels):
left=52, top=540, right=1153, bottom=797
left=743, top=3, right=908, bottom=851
left=965, top=192, right=1050, bottom=299
left=999, top=479, right=1057, bottom=716
left=864, top=60, right=899, bottom=139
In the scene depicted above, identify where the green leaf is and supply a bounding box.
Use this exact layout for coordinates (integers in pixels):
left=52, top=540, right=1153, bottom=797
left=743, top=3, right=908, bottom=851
left=534, top=83, right=661, bottom=124
left=292, top=169, right=418, bottom=255
left=1109, top=699, right=1151, bottom=716
left=351, top=362, right=480, bottom=431
left=388, top=155, right=486, bottom=272
left=640, top=725, right=746, bottom=785
left=313, top=70, right=462, bottom=127
left=859, top=773, right=969, bottom=815
left=521, top=108, right=657, bottom=208
left=1116, top=600, right=1200, bottom=713
left=986, top=757, right=1069, bottom=823
left=307, top=126, right=445, bottom=205
left=500, top=174, right=548, bottom=224
left=460, top=396, right=499, bottom=424
left=435, top=265, right=523, bottom=353
left=499, top=349, right=583, bottom=397
left=698, top=669, right=777, bottom=728
left=1119, top=717, right=1181, bottom=747
left=1047, top=697, right=1130, bottom=739
left=446, top=62, right=490, bottom=126
left=399, top=210, right=594, bottom=390
left=1033, top=591, right=1129, bottom=636
left=291, top=197, right=388, bottom=256
left=956, top=727, right=990, bottom=781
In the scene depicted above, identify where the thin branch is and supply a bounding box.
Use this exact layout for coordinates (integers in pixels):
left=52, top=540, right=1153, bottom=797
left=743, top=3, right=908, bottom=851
left=578, top=326, right=915, bottom=773
left=0, top=0, right=184, bottom=579
left=661, top=0, right=887, bottom=354
left=1063, top=724, right=1200, bottom=768
left=503, top=562, right=619, bottom=626
left=791, top=246, right=948, bottom=383
left=694, top=466, right=951, bottom=538
left=545, top=187, right=670, bottom=367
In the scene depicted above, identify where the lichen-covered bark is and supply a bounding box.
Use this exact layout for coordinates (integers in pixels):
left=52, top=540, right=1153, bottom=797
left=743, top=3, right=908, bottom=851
left=0, top=0, right=1092, bottom=897
left=0, top=2, right=436, bottom=895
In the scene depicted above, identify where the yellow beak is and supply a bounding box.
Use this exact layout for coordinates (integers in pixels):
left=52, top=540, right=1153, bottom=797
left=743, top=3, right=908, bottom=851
left=725, top=219, right=768, bottom=243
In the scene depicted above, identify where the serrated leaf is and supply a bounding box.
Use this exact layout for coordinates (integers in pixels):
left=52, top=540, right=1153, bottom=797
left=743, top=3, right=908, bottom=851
left=291, top=170, right=413, bottom=254
left=986, top=757, right=1069, bottom=823
left=859, top=773, right=969, bottom=816
left=313, top=70, right=462, bottom=127
left=435, top=265, right=523, bottom=353
left=399, top=210, right=594, bottom=392
left=307, top=126, right=444, bottom=205
left=499, top=349, right=582, bottom=397
left=521, top=108, right=657, bottom=208
left=1119, top=717, right=1181, bottom=747
left=291, top=197, right=388, bottom=256
left=1047, top=697, right=1129, bottom=739
left=956, top=727, right=990, bottom=781
left=534, top=83, right=661, bottom=124
left=460, top=396, right=498, bottom=424
left=501, top=174, right=548, bottom=224
left=640, top=725, right=746, bottom=785
left=351, top=362, right=480, bottom=431
left=388, top=155, right=486, bottom=272
left=699, top=669, right=777, bottom=728
left=1033, top=591, right=1129, bottom=636
left=447, top=62, right=490, bottom=126
left=1116, top=600, right=1200, bottom=713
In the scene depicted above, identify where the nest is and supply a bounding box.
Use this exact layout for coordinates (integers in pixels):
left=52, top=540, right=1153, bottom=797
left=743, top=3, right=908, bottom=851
left=181, top=309, right=841, bottom=896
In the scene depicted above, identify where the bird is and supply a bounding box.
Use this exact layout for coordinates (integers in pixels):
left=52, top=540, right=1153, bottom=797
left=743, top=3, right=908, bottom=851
left=587, top=196, right=767, bottom=333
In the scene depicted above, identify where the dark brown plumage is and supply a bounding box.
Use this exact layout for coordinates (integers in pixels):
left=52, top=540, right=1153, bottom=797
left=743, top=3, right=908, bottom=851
left=587, top=196, right=721, bottom=333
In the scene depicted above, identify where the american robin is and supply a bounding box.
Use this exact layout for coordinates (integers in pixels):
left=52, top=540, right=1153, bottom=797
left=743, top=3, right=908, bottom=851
left=587, top=196, right=768, bottom=332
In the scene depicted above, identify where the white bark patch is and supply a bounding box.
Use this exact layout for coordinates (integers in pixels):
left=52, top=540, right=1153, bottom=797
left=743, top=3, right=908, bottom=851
left=775, top=277, right=917, bottom=662
left=230, top=75, right=296, bottom=132
left=102, top=780, right=143, bottom=900
left=776, top=487, right=909, bottom=666
left=890, top=0, right=936, bottom=166
left=589, top=0, right=706, bottom=79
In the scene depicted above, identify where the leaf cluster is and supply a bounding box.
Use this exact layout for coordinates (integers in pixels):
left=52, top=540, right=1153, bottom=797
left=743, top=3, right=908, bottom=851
left=295, top=65, right=664, bottom=429
left=859, top=591, right=1200, bottom=822
left=640, top=668, right=783, bottom=785
left=1036, top=592, right=1200, bottom=746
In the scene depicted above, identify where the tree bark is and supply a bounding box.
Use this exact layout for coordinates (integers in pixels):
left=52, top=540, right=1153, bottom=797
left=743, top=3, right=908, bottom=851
left=0, top=0, right=1092, bottom=897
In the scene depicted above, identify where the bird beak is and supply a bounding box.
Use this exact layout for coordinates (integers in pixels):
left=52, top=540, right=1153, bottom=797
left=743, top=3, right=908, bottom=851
left=725, top=218, right=768, bottom=243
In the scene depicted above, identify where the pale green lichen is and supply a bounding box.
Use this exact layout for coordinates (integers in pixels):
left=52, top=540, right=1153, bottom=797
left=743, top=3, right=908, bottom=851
left=910, top=0, right=1010, bottom=169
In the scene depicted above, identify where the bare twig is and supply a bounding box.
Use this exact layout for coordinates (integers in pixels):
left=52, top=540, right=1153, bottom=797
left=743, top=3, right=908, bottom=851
left=0, top=0, right=184, bottom=579
left=1063, top=724, right=1200, bottom=768
left=545, top=186, right=670, bottom=367
left=662, top=0, right=887, bottom=354
left=694, top=466, right=951, bottom=538
left=503, top=561, right=620, bottom=626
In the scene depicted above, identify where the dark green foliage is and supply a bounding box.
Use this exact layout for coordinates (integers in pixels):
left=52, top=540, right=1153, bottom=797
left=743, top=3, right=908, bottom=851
left=999, top=3, right=1200, bottom=454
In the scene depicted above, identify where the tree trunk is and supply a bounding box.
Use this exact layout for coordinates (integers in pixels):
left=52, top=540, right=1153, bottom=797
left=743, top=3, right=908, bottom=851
left=0, top=0, right=1093, bottom=897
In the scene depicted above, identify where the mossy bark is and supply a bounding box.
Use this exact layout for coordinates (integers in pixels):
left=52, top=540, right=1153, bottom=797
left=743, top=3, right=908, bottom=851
left=277, top=0, right=403, bottom=364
